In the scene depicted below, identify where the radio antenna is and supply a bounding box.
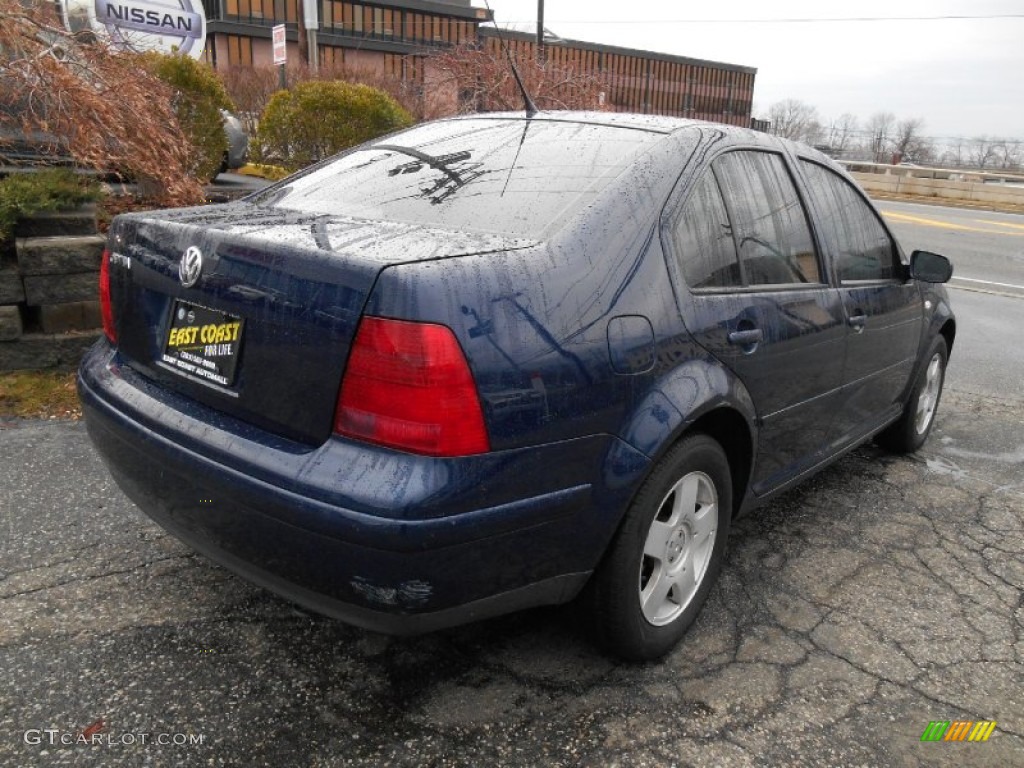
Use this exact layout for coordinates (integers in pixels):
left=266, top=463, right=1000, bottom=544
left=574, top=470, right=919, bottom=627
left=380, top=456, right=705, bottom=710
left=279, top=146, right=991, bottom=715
left=482, top=0, right=539, bottom=117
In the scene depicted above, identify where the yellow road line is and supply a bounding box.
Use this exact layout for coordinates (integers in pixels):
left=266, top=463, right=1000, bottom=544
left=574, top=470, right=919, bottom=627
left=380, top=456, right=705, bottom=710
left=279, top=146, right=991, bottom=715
left=973, top=218, right=1024, bottom=231
left=880, top=210, right=1024, bottom=236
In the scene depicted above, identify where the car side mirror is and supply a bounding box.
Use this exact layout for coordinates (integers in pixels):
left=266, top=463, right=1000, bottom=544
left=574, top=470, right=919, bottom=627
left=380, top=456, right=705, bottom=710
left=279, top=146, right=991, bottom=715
left=910, top=250, right=953, bottom=283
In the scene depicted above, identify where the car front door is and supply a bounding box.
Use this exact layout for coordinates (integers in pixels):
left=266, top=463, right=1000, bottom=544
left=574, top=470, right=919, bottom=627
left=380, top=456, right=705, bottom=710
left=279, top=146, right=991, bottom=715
left=667, top=149, right=848, bottom=494
left=798, top=161, right=923, bottom=448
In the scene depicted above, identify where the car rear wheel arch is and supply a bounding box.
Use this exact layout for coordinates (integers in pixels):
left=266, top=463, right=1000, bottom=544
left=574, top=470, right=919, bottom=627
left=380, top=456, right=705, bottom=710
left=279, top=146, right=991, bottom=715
left=939, top=318, right=956, bottom=357
left=591, top=404, right=752, bottom=584
left=683, top=408, right=752, bottom=521
left=583, top=431, right=735, bottom=660
left=583, top=404, right=752, bottom=602
left=877, top=334, right=948, bottom=454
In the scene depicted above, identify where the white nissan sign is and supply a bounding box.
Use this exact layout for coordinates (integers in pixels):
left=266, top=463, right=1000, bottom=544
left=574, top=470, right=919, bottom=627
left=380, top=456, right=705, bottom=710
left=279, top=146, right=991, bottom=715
left=62, top=0, right=208, bottom=58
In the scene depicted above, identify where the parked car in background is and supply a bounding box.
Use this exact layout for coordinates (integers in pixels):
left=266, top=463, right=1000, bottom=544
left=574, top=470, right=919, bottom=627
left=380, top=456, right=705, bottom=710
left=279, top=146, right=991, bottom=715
left=1, top=110, right=248, bottom=181
left=216, top=110, right=247, bottom=177
left=79, top=113, right=955, bottom=660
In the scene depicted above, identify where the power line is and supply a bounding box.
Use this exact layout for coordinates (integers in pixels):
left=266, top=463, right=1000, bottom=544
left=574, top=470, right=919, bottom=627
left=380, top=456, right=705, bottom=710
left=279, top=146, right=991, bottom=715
left=772, top=125, right=1024, bottom=145
left=495, top=14, right=1024, bottom=24
left=846, top=131, right=1024, bottom=143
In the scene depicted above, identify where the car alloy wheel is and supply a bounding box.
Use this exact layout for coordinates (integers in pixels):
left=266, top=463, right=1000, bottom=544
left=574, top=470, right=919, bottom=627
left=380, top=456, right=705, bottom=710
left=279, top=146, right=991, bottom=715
left=586, top=433, right=732, bottom=661
left=877, top=335, right=948, bottom=454
left=914, top=352, right=943, bottom=435
left=640, top=471, right=718, bottom=626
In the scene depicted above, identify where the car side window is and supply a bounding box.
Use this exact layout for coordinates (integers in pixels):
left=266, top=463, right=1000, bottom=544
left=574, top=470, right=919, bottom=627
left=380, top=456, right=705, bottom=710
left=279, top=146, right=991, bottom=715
left=800, top=161, right=900, bottom=282
left=672, top=171, right=742, bottom=289
left=712, top=151, right=822, bottom=286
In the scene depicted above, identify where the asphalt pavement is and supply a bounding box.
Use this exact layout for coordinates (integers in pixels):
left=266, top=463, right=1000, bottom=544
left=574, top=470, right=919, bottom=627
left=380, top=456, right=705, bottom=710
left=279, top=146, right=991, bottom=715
left=878, top=200, right=1024, bottom=297
left=879, top=200, right=1024, bottom=400
left=1, top=388, right=1021, bottom=767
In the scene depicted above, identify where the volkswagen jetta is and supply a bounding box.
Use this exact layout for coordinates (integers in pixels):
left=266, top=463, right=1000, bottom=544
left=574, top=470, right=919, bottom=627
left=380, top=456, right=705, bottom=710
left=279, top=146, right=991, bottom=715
left=79, top=113, right=955, bottom=660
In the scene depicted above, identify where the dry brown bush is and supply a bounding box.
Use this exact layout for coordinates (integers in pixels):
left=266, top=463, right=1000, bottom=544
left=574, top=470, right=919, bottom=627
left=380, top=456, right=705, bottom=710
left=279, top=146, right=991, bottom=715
left=0, top=0, right=203, bottom=206
left=220, top=62, right=423, bottom=162
left=219, top=42, right=607, bottom=121
left=426, top=44, right=607, bottom=117
left=219, top=45, right=603, bottom=161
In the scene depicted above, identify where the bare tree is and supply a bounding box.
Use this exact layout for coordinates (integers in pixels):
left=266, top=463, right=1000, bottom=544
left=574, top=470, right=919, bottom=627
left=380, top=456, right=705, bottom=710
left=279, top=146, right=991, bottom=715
left=865, top=112, right=895, bottom=162
left=828, top=113, right=859, bottom=154
left=218, top=66, right=280, bottom=142
left=766, top=99, right=820, bottom=142
left=993, top=139, right=1021, bottom=170
left=1008, top=141, right=1022, bottom=171
left=804, top=118, right=826, bottom=147
left=427, top=44, right=605, bottom=117
left=892, top=118, right=934, bottom=164
left=0, top=0, right=203, bottom=204
left=941, top=137, right=966, bottom=168
left=968, top=136, right=998, bottom=170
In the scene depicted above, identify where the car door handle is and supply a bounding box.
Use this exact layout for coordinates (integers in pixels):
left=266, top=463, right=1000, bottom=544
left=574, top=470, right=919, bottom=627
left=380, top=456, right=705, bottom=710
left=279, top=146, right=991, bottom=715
left=848, top=313, right=867, bottom=332
left=727, top=329, right=764, bottom=346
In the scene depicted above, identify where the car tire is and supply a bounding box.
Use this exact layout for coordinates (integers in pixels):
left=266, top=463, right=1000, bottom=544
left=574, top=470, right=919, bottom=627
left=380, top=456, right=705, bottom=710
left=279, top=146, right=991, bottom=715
left=877, top=335, right=948, bottom=454
left=586, top=434, right=732, bottom=661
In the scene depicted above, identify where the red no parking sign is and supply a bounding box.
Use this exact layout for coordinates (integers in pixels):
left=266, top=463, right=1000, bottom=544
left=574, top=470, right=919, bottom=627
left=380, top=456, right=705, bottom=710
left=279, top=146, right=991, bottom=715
left=272, top=24, right=286, bottom=66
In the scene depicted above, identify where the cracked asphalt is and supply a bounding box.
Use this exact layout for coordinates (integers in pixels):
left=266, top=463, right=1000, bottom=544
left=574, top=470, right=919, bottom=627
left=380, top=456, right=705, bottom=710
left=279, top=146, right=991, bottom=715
left=1, top=387, right=1022, bottom=767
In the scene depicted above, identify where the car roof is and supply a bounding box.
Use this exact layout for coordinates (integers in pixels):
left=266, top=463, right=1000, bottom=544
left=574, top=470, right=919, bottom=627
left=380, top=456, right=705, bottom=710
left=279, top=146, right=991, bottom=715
left=441, top=110, right=703, bottom=135
left=438, top=111, right=830, bottom=163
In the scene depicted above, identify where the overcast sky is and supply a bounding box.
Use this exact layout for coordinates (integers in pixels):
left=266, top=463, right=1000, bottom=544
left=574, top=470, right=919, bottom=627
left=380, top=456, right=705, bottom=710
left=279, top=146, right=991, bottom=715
left=482, top=0, right=1024, bottom=141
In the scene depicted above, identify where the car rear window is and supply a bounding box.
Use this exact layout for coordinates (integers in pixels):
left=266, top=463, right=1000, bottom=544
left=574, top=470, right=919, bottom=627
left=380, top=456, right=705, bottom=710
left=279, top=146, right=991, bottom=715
left=255, top=119, right=664, bottom=238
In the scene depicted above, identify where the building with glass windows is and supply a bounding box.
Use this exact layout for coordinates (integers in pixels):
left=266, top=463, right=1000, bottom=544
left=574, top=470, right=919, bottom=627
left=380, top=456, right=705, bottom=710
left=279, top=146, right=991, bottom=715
left=203, top=0, right=488, bottom=75
left=199, top=0, right=755, bottom=125
left=478, top=28, right=755, bottom=125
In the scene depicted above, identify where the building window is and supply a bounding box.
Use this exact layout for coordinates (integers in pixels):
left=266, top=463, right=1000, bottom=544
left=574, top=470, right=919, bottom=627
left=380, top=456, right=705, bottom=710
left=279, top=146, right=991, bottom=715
left=317, top=5, right=462, bottom=46
left=320, top=45, right=345, bottom=68
left=225, top=34, right=253, bottom=66
left=403, top=55, right=424, bottom=84
left=202, top=35, right=216, bottom=67
left=224, top=0, right=293, bottom=23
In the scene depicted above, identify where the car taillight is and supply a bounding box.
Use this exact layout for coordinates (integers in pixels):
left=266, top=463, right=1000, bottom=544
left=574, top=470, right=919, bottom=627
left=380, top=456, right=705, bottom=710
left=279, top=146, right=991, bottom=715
left=334, top=316, right=490, bottom=457
left=99, top=249, right=116, bottom=344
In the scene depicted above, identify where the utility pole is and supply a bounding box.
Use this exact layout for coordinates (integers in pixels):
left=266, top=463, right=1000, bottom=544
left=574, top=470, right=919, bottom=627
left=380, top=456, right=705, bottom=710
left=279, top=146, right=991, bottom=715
left=299, top=0, right=319, bottom=72
left=537, top=0, right=545, bottom=63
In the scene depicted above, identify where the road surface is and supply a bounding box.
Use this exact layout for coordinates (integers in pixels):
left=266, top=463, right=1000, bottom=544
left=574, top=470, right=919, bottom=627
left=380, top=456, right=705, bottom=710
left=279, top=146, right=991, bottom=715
left=879, top=200, right=1024, bottom=399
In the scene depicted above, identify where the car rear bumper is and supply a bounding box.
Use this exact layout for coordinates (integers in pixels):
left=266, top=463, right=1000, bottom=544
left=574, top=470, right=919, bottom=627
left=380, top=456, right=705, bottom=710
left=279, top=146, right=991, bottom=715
left=78, top=342, right=637, bottom=633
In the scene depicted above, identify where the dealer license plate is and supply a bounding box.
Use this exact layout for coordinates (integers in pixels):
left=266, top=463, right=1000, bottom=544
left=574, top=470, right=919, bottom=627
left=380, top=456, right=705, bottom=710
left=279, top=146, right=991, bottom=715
left=161, top=300, right=244, bottom=387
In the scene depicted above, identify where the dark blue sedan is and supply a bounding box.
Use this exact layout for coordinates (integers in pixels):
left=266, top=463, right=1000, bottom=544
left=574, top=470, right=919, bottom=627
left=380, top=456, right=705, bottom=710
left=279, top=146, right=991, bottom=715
left=79, top=113, right=955, bottom=660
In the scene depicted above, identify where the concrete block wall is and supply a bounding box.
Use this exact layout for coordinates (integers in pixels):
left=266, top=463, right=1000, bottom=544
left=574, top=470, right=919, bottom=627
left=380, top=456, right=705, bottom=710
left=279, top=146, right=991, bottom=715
left=852, top=172, right=1024, bottom=206
left=0, top=206, right=104, bottom=372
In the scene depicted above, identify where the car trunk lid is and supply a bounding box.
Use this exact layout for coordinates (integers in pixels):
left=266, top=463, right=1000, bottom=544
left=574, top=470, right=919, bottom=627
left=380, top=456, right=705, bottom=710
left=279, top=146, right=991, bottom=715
left=108, top=202, right=534, bottom=445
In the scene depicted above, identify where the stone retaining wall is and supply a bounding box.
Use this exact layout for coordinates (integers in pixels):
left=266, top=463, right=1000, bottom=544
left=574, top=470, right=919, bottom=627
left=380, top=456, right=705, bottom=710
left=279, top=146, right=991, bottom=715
left=0, top=206, right=104, bottom=372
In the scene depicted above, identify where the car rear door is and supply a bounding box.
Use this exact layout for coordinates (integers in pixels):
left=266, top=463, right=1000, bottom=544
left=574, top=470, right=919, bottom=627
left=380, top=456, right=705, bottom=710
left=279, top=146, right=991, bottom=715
left=797, top=160, right=923, bottom=448
left=666, top=149, right=847, bottom=494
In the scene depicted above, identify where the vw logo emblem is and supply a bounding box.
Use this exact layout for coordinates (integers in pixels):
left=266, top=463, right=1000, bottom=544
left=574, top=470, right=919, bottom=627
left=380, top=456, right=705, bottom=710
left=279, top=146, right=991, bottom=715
left=179, top=246, right=204, bottom=288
